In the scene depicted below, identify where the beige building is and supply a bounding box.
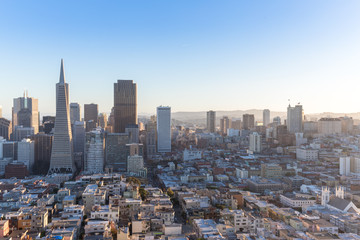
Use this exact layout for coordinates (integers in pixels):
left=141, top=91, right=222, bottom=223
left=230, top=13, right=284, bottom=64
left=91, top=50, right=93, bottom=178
left=318, top=118, right=341, bottom=135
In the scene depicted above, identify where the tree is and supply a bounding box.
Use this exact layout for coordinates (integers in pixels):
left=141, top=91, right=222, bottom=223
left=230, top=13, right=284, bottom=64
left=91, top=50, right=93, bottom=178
left=139, top=187, right=148, bottom=201
left=167, top=188, right=174, bottom=198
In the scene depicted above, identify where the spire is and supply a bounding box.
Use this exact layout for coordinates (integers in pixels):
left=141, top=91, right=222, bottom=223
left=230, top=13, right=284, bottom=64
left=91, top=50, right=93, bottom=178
left=59, top=59, right=65, bottom=84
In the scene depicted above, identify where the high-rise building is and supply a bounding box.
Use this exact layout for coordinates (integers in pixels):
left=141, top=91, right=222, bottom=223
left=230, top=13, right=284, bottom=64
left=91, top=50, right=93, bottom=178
left=125, top=124, right=139, bottom=143
left=220, top=116, right=230, bottom=135
left=17, top=139, right=35, bottom=173
left=157, top=106, right=171, bottom=153
left=273, top=116, right=281, bottom=126
left=339, top=156, right=351, bottom=176
left=98, top=113, right=108, bottom=129
left=84, top=103, right=98, bottom=132
left=72, top=121, right=85, bottom=156
left=70, top=103, right=81, bottom=125
left=243, top=114, right=255, bottom=130
left=42, top=116, right=55, bottom=134
left=231, top=119, right=242, bottom=130
left=145, top=116, right=157, bottom=159
left=263, top=109, right=270, bottom=127
left=0, top=118, right=11, bottom=140
left=84, top=128, right=104, bottom=173
left=105, top=133, right=129, bottom=172
left=249, top=132, right=261, bottom=153
left=11, top=126, right=34, bottom=141
left=12, top=92, right=39, bottom=134
left=0, top=106, right=2, bottom=118
left=84, top=103, right=98, bottom=123
left=31, top=133, right=53, bottom=175
left=206, top=111, right=216, bottom=133
left=287, top=104, right=303, bottom=133
left=48, top=59, right=74, bottom=174
left=114, top=80, right=137, bottom=133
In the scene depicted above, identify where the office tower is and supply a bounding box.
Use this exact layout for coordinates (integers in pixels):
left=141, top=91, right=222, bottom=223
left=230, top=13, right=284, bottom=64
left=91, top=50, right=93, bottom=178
left=339, top=156, right=351, bottom=176
left=105, top=133, right=129, bottom=172
left=73, top=121, right=85, bottom=154
left=206, top=111, right=216, bottom=133
left=0, top=118, right=11, bottom=140
left=12, top=91, right=39, bottom=134
left=231, top=119, right=242, bottom=130
left=263, top=109, right=270, bottom=127
left=98, top=113, right=108, bottom=129
left=84, top=103, right=98, bottom=123
left=1, top=141, right=17, bottom=160
left=42, top=116, right=55, bottom=134
left=125, top=124, right=139, bottom=143
left=85, top=120, right=97, bottom=132
left=12, top=126, right=34, bottom=141
left=84, top=128, right=104, bottom=173
left=243, top=114, right=255, bottom=130
left=48, top=59, right=74, bottom=174
left=114, top=80, right=137, bottom=133
left=145, top=116, right=157, bottom=159
left=157, top=106, right=171, bottom=153
left=273, top=116, right=281, bottom=126
left=17, top=139, right=35, bottom=173
left=249, top=132, right=261, bottom=153
left=84, top=103, right=98, bottom=132
left=31, top=133, right=53, bottom=175
left=287, top=104, right=303, bottom=133
left=220, top=116, right=230, bottom=135
left=70, top=103, right=81, bottom=124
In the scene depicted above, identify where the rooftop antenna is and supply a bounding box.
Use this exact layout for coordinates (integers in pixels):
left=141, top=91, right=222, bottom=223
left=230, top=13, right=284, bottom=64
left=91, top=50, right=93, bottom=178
left=288, top=99, right=291, bottom=107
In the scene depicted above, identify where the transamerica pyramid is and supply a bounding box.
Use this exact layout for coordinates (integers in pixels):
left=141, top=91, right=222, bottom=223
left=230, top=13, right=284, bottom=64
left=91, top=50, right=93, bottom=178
left=48, top=59, right=74, bottom=174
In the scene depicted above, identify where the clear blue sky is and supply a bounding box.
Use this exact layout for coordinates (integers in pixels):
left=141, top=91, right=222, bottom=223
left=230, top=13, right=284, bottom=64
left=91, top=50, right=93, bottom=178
left=1, top=0, right=360, bottom=118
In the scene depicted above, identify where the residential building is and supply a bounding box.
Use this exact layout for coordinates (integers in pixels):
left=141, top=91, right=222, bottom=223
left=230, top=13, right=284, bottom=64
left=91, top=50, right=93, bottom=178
left=157, top=106, right=171, bottom=153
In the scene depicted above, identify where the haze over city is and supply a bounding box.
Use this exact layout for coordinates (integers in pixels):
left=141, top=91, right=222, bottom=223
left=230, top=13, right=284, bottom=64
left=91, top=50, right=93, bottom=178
left=1, top=0, right=360, bottom=117
left=2, top=1, right=360, bottom=240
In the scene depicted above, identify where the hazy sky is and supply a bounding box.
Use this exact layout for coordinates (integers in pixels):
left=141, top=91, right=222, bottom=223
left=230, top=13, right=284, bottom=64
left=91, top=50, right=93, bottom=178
left=1, top=0, right=360, bottom=118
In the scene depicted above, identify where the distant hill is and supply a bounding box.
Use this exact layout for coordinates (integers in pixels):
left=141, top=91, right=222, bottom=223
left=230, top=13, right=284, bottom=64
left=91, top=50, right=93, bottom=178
left=160, top=110, right=360, bottom=127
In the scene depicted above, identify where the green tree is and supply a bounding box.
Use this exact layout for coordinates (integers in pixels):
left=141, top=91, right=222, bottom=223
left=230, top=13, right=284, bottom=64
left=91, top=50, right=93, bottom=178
left=167, top=188, right=174, bottom=198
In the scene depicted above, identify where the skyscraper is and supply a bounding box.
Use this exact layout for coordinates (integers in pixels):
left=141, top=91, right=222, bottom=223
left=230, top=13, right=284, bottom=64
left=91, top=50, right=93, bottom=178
left=145, top=116, right=157, bottom=159
left=70, top=103, right=81, bottom=124
left=287, top=104, right=303, bottom=133
left=48, top=59, right=74, bottom=174
left=157, top=106, right=171, bottom=153
left=0, top=118, right=11, bottom=140
left=114, top=80, right=137, bottom=133
left=206, top=110, right=216, bottom=133
left=12, top=92, right=39, bottom=134
left=98, top=113, right=108, bottom=129
left=243, top=114, right=255, bottom=130
left=31, top=133, right=53, bottom=175
left=105, top=133, right=129, bottom=172
left=220, top=116, right=230, bottom=135
left=84, top=128, right=104, bottom=173
left=84, top=103, right=98, bottom=123
left=263, top=109, right=270, bottom=127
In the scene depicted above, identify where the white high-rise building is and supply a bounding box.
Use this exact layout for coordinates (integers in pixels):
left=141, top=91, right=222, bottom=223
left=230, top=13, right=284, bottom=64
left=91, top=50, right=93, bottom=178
left=48, top=59, right=74, bottom=174
left=339, top=156, right=351, bottom=176
left=287, top=104, right=303, bottom=133
left=263, top=109, right=270, bottom=127
left=249, top=132, right=261, bottom=153
left=84, top=128, right=104, bottom=173
left=17, top=139, right=35, bottom=172
left=70, top=103, right=81, bottom=124
left=157, top=106, right=171, bottom=153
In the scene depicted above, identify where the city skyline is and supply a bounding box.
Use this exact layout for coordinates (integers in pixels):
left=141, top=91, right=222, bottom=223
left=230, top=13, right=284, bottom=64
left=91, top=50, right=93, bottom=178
left=1, top=1, right=360, bottom=117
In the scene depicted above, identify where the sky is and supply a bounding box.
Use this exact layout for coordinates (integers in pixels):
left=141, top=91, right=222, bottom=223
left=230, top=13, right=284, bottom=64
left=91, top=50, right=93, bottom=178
left=1, top=0, right=360, bottom=118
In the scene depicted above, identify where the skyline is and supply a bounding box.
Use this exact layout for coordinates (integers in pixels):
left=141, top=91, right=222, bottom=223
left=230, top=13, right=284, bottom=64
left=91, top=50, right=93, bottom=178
left=1, top=1, right=360, bottom=117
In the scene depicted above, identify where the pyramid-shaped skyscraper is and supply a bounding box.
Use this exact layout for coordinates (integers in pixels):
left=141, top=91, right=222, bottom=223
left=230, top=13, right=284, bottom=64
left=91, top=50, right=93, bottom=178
left=48, top=59, right=74, bottom=174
